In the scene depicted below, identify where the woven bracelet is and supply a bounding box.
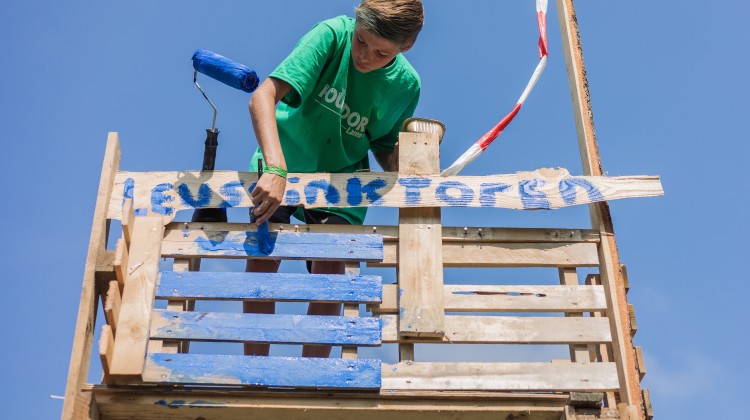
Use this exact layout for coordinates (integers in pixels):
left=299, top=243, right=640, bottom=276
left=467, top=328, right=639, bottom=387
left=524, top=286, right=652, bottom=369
left=264, top=165, right=288, bottom=179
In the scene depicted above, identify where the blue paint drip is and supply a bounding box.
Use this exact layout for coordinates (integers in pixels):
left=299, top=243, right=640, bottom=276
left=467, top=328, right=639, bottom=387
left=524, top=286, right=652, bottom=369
left=397, top=177, right=432, bottom=205
left=519, top=179, right=551, bottom=209
left=304, top=180, right=340, bottom=205
left=178, top=183, right=212, bottom=208
left=559, top=178, right=604, bottom=205
left=151, top=183, right=175, bottom=216
left=435, top=181, right=474, bottom=206
left=257, top=222, right=273, bottom=254
left=219, top=181, right=244, bottom=208
left=346, top=177, right=387, bottom=206
left=479, top=182, right=512, bottom=207
left=195, top=237, right=223, bottom=251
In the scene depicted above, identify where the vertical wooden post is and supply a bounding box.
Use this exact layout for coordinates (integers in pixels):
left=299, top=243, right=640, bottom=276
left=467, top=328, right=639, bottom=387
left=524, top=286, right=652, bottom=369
left=556, top=0, right=643, bottom=415
left=558, top=268, right=589, bottom=363
left=397, top=132, right=445, bottom=338
left=62, top=133, right=120, bottom=420
left=109, top=216, right=165, bottom=380
left=341, top=262, right=361, bottom=359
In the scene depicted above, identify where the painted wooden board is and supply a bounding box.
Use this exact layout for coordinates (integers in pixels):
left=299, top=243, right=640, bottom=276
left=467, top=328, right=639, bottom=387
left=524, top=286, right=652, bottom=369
left=372, top=284, right=606, bottom=313
left=380, top=315, right=611, bottom=344
left=143, top=353, right=381, bottom=389
left=156, top=271, right=382, bottom=303
left=165, top=222, right=601, bottom=243
left=150, top=310, right=382, bottom=346
left=105, top=167, right=663, bottom=221
left=160, top=229, right=383, bottom=261
left=381, top=362, right=619, bottom=392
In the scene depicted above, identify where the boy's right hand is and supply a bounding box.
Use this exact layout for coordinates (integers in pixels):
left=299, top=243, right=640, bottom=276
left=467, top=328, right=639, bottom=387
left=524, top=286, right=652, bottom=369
left=251, top=172, right=286, bottom=224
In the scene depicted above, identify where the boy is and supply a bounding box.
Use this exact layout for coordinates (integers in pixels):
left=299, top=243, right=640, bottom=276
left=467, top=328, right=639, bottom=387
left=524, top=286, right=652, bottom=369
left=245, top=0, right=424, bottom=357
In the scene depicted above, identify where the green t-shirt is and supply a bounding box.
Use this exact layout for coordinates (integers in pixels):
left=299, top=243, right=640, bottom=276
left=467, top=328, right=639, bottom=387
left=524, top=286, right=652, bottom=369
left=250, top=16, right=420, bottom=224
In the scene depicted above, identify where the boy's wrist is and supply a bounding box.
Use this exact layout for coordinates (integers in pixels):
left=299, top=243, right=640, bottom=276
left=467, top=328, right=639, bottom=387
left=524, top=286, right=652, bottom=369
left=264, top=165, right=288, bottom=179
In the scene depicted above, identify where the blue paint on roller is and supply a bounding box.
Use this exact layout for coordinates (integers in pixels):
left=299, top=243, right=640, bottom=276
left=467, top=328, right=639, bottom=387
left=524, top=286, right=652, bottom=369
left=192, top=49, right=259, bottom=93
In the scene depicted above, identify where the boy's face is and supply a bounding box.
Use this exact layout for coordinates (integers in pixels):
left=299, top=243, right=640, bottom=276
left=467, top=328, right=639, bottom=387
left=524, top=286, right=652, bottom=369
left=351, top=22, right=412, bottom=73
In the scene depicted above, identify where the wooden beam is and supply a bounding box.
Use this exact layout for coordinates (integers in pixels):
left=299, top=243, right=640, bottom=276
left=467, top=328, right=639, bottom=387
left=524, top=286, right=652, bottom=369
left=104, top=281, right=121, bottom=336
left=635, top=346, right=646, bottom=381
left=559, top=268, right=590, bottom=363
left=107, top=169, right=663, bottom=221
left=628, top=304, right=638, bottom=337
left=371, top=284, right=606, bottom=314
left=397, top=132, right=445, bottom=338
left=109, top=216, right=165, bottom=379
left=113, top=238, right=129, bottom=291
left=121, top=197, right=134, bottom=247
left=62, top=132, right=120, bottom=420
left=381, top=315, right=611, bottom=344
left=556, top=0, right=644, bottom=412
left=642, top=388, right=654, bottom=419
left=382, top=362, right=619, bottom=392
left=99, top=325, right=115, bottom=385
left=342, top=262, right=361, bottom=360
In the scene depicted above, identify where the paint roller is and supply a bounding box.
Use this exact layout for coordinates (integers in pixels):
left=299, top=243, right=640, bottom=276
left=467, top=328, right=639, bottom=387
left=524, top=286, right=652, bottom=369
left=191, top=50, right=272, bottom=254
left=190, top=49, right=259, bottom=224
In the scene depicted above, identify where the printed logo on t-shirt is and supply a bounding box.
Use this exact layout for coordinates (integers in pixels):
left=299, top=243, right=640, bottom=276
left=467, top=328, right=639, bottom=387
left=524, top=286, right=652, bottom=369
left=317, top=84, right=368, bottom=139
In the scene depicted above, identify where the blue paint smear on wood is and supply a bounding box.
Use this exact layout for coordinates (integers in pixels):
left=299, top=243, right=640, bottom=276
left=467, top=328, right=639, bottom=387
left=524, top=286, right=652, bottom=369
left=154, top=400, right=221, bottom=409
left=156, top=271, right=382, bottom=303
left=189, top=232, right=383, bottom=261
left=146, top=353, right=381, bottom=389
left=257, top=221, right=273, bottom=254
left=151, top=310, right=382, bottom=346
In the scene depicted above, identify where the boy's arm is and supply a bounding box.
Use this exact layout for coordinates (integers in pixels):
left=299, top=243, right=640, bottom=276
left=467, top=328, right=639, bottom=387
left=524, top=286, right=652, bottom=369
left=373, top=144, right=399, bottom=172
left=249, top=77, right=292, bottom=224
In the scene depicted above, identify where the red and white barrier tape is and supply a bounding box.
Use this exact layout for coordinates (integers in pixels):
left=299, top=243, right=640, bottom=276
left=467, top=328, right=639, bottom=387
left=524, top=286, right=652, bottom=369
left=441, top=0, right=549, bottom=177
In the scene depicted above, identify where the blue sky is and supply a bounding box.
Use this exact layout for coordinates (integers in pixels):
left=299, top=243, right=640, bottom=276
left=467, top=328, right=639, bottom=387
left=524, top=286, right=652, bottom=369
left=1, top=1, right=747, bottom=418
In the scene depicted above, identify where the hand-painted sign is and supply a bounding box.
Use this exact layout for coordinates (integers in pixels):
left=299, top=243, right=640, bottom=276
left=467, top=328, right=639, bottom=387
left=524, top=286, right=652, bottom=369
left=107, top=168, right=663, bottom=221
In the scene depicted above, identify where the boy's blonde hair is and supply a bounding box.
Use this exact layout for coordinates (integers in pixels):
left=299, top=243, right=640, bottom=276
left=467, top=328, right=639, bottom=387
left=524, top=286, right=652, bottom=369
left=355, top=0, right=424, bottom=48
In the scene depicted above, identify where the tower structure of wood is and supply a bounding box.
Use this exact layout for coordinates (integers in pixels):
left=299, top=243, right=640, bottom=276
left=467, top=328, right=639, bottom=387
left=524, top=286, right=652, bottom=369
left=62, top=1, right=656, bottom=419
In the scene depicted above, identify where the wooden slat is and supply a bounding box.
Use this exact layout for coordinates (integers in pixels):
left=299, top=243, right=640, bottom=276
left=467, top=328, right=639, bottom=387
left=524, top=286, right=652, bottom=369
left=104, top=281, right=121, bottom=336
left=166, top=222, right=601, bottom=243
left=628, top=304, right=638, bottom=337
left=372, top=284, right=606, bottom=314
left=143, top=353, right=381, bottom=389
left=161, top=230, right=383, bottom=262
left=109, top=216, right=165, bottom=378
left=381, top=315, right=611, bottom=344
left=382, top=362, right=619, bottom=392
left=585, top=273, right=616, bottom=407
left=107, top=169, right=663, bottom=221
left=342, top=262, right=361, bottom=359
left=559, top=268, right=590, bottom=363
left=156, top=271, right=382, bottom=303
left=62, top=133, right=120, bottom=420
left=99, top=325, right=115, bottom=385
left=635, top=346, right=646, bottom=381
left=397, top=132, right=445, bottom=338
left=642, top=388, right=654, bottom=419
left=113, top=238, right=129, bottom=290
left=121, top=197, right=134, bottom=247
left=151, top=310, right=382, bottom=346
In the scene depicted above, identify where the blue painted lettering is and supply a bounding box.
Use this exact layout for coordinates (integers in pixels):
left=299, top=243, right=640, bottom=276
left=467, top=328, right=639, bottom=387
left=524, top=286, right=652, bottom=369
left=479, top=182, right=512, bottom=207
left=346, top=177, right=387, bottom=206
left=304, top=180, right=341, bottom=205
left=559, top=178, right=604, bottom=205
left=519, top=179, right=550, bottom=209
left=178, top=183, right=211, bottom=208
left=397, top=178, right=432, bottom=205
left=436, top=181, right=474, bottom=206
left=151, top=183, right=175, bottom=216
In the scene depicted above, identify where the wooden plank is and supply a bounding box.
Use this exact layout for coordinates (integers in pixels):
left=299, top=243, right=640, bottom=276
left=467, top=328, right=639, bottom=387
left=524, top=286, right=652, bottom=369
left=557, top=0, right=644, bottom=410
left=90, top=387, right=569, bottom=420
left=166, top=222, right=601, bottom=243
left=584, top=274, right=616, bottom=408
left=342, top=262, right=361, bottom=359
left=104, top=281, right=121, bottom=336
left=635, top=346, right=646, bottom=381
left=621, top=264, right=630, bottom=293
left=151, top=310, right=382, bottom=346
left=381, top=315, right=611, bottom=344
left=372, top=284, right=606, bottom=314
left=107, top=169, right=663, bottom=221
left=62, top=132, right=120, bottom=420
left=121, top=197, right=134, bottom=247
left=642, top=388, right=654, bottom=419
left=559, top=268, right=590, bottom=363
left=628, top=304, right=638, bottom=337
left=109, top=216, right=165, bottom=378
left=143, top=353, right=381, bottom=389
left=99, top=325, right=115, bottom=385
left=156, top=271, right=382, bottom=303
left=382, top=362, right=619, bottom=392
left=379, top=242, right=599, bottom=268
left=161, top=229, right=384, bottom=262
left=113, top=238, right=129, bottom=290
left=398, top=132, right=445, bottom=337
